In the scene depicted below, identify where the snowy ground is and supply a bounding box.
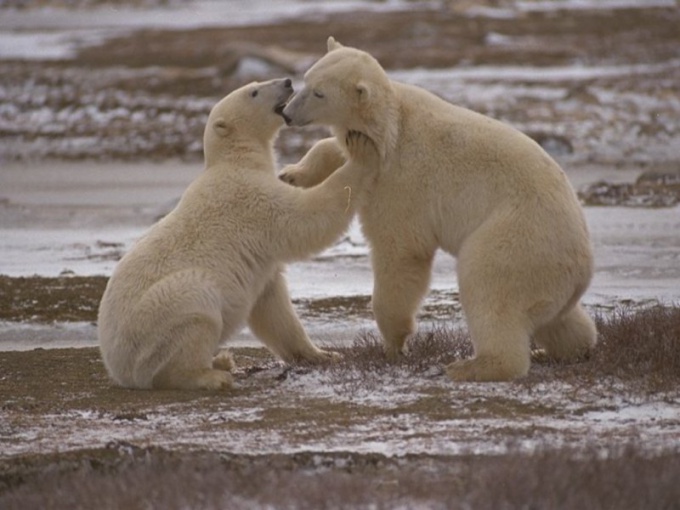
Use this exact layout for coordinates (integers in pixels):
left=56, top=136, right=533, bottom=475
left=2, top=343, right=678, bottom=461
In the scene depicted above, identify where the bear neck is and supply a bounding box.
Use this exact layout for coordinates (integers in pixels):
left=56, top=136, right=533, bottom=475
left=204, top=136, right=276, bottom=172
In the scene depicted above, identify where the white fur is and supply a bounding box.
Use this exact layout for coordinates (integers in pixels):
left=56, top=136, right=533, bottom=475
left=98, top=78, right=377, bottom=390
left=281, top=38, right=597, bottom=382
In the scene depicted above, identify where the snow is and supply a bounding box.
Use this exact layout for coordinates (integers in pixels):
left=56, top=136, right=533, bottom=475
left=0, top=0, right=670, bottom=60
left=2, top=368, right=678, bottom=459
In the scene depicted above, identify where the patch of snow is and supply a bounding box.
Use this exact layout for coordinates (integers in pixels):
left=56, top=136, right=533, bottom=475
left=2, top=374, right=678, bottom=459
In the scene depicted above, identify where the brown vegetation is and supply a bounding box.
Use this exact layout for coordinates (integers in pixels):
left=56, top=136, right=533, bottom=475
left=1, top=442, right=678, bottom=509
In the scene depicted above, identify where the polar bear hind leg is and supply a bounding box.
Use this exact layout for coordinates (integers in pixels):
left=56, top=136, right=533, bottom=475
left=150, top=315, right=232, bottom=390
left=123, top=269, right=232, bottom=391
left=448, top=226, right=535, bottom=381
left=532, top=302, right=597, bottom=362
left=446, top=306, right=532, bottom=382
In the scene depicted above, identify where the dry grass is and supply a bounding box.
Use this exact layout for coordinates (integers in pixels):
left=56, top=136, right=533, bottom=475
left=316, top=305, right=680, bottom=393
left=337, top=326, right=471, bottom=373
left=1, top=445, right=679, bottom=510
left=593, top=305, right=680, bottom=388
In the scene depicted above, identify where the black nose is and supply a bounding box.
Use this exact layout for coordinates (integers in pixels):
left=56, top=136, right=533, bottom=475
left=284, top=78, right=292, bottom=88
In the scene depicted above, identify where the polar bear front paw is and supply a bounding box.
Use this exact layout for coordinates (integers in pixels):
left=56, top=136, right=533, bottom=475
left=194, top=369, right=234, bottom=390
left=279, top=164, right=310, bottom=188
left=300, top=348, right=343, bottom=364
left=212, top=349, right=236, bottom=372
left=316, top=349, right=343, bottom=363
left=446, top=356, right=528, bottom=382
left=345, top=130, right=379, bottom=166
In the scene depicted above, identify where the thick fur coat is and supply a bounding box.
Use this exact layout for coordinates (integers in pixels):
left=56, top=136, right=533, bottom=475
left=281, top=38, right=596, bottom=381
left=98, top=78, right=377, bottom=390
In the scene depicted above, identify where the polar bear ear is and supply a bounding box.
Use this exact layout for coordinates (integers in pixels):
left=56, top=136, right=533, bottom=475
left=356, top=80, right=371, bottom=103
left=327, top=36, right=344, bottom=53
left=213, top=118, right=234, bottom=138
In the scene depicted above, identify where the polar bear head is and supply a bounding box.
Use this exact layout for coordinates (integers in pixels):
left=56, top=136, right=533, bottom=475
left=282, top=37, right=395, bottom=154
left=204, top=78, right=293, bottom=165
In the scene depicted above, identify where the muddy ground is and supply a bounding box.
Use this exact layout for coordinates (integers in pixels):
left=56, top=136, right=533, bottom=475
left=1, top=1, right=680, bottom=508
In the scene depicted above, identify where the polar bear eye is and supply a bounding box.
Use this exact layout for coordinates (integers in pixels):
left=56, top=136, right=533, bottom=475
left=313, top=90, right=324, bottom=99
left=251, top=89, right=259, bottom=98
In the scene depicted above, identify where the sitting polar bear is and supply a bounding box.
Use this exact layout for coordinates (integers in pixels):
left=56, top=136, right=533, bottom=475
left=281, top=38, right=597, bottom=382
left=98, top=78, right=377, bottom=390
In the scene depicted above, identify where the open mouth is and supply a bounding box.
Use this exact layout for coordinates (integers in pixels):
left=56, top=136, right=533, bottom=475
left=274, top=102, right=292, bottom=125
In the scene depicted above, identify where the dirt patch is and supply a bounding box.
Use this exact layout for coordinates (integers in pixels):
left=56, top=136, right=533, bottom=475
left=0, top=275, right=107, bottom=323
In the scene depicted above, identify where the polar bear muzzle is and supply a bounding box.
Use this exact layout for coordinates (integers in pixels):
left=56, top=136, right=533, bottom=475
left=274, top=78, right=293, bottom=118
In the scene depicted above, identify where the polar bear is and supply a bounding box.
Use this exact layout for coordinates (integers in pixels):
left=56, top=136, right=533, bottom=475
left=280, top=38, right=597, bottom=382
left=98, top=78, right=377, bottom=390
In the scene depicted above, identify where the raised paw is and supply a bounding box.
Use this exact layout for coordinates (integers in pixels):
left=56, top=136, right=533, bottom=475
left=279, top=165, right=306, bottom=188
left=344, top=130, right=379, bottom=165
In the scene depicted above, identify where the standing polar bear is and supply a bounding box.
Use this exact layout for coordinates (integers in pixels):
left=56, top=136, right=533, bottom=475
left=281, top=38, right=597, bottom=382
left=98, top=78, right=377, bottom=390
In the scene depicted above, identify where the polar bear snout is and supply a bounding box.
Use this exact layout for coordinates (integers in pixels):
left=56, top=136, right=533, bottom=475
left=273, top=78, right=294, bottom=119
left=281, top=88, right=310, bottom=127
